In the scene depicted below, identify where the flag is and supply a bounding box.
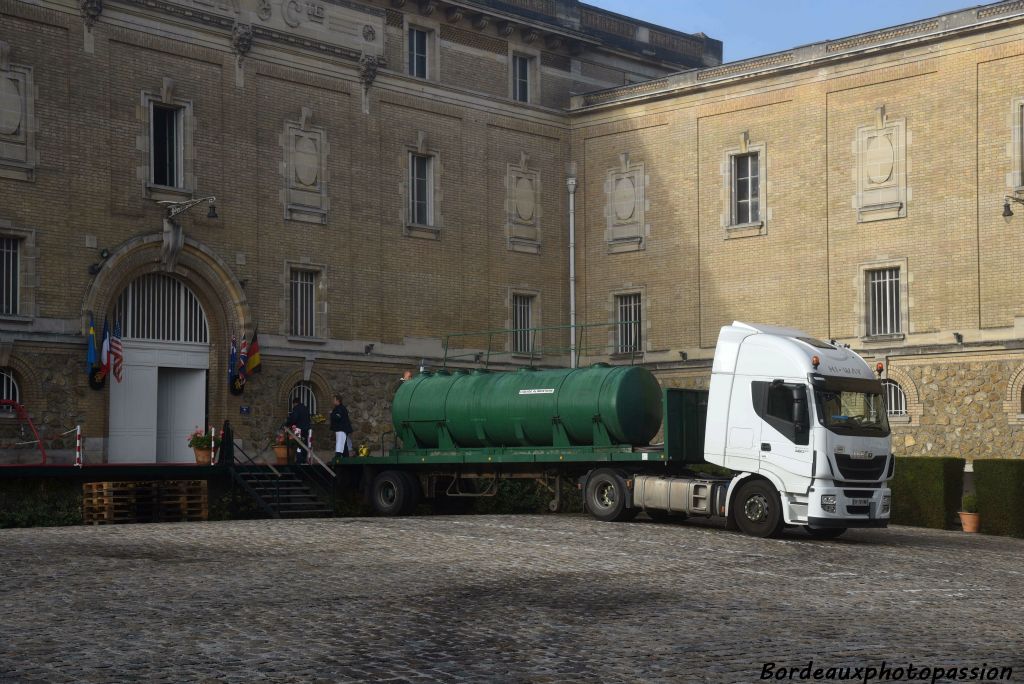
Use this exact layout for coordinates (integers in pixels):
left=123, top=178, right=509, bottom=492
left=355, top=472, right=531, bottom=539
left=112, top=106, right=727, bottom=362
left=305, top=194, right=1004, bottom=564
left=98, top=318, right=110, bottom=379
left=237, top=336, right=249, bottom=386
left=86, top=316, right=97, bottom=375
left=110, top=320, right=124, bottom=383
left=245, top=327, right=262, bottom=375
left=228, top=335, right=238, bottom=383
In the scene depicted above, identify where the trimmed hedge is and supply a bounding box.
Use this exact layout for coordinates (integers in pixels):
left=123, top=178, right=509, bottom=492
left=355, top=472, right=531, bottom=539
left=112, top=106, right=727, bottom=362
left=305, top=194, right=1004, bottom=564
left=0, top=479, right=83, bottom=528
left=890, top=457, right=964, bottom=530
left=973, top=459, right=1024, bottom=538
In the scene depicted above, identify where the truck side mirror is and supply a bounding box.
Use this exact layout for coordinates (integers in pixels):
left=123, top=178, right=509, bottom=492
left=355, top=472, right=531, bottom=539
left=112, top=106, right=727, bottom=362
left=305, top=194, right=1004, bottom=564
left=791, top=386, right=807, bottom=424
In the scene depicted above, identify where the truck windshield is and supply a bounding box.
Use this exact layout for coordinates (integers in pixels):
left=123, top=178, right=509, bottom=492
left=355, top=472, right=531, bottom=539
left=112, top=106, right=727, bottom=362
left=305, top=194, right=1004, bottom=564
left=813, top=378, right=890, bottom=436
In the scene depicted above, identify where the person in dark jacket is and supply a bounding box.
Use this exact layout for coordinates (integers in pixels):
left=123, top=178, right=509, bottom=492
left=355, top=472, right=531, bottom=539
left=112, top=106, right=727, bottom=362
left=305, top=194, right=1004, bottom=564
left=329, top=394, right=353, bottom=460
left=284, top=397, right=312, bottom=464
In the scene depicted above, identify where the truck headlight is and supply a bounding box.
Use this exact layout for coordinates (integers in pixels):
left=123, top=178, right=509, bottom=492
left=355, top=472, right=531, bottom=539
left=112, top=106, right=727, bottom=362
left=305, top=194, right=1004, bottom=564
left=821, top=495, right=837, bottom=513
left=881, top=495, right=891, bottom=514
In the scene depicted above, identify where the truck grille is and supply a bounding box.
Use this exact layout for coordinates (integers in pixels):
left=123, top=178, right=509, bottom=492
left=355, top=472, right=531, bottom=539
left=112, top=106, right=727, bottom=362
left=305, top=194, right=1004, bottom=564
left=846, top=505, right=870, bottom=515
left=834, top=454, right=887, bottom=481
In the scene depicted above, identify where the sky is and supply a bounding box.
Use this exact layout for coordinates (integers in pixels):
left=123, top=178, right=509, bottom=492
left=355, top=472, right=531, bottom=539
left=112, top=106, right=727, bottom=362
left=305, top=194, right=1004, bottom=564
left=584, top=0, right=979, bottom=63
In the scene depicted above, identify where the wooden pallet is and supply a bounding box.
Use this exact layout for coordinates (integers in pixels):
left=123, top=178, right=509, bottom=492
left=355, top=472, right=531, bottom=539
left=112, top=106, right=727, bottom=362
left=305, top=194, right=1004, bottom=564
left=82, top=480, right=208, bottom=525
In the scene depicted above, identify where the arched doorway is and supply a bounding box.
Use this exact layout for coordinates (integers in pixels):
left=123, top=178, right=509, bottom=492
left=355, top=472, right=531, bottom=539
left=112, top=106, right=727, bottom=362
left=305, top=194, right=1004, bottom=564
left=107, top=273, right=210, bottom=463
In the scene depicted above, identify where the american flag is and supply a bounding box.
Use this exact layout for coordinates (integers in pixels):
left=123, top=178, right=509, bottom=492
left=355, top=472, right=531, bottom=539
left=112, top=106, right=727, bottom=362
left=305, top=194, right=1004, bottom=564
left=110, top=320, right=124, bottom=383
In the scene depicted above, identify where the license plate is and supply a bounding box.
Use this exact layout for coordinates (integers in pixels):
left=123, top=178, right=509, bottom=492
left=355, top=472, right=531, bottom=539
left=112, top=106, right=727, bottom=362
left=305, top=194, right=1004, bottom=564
left=851, top=498, right=870, bottom=506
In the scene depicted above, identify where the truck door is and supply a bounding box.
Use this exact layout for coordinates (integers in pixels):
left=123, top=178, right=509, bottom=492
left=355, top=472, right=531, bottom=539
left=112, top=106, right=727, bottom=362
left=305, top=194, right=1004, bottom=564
left=752, top=381, right=813, bottom=480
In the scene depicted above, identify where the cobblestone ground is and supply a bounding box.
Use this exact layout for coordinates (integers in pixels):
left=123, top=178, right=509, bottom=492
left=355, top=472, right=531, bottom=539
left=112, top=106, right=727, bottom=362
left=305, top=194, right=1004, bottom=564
left=1, top=516, right=1022, bottom=683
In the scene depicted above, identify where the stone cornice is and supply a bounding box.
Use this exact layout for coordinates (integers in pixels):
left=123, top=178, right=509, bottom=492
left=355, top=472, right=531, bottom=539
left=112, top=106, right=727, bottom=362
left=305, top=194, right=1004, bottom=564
left=573, top=0, right=1024, bottom=111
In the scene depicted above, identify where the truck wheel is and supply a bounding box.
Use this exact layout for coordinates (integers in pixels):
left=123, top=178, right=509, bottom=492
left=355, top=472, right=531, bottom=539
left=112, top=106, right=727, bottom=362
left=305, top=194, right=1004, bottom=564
left=585, top=469, right=634, bottom=522
left=399, top=471, right=421, bottom=515
left=371, top=470, right=412, bottom=516
left=733, top=479, right=784, bottom=538
left=806, top=526, right=846, bottom=539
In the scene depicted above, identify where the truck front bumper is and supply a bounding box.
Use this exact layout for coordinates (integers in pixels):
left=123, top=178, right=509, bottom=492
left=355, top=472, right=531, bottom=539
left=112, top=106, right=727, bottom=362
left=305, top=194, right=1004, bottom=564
left=806, top=483, right=891, bottom=528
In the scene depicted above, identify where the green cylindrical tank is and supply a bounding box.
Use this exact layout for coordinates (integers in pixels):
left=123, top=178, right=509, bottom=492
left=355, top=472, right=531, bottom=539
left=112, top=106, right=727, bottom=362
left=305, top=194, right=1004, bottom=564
left=392, top=364, right=662, bottom=448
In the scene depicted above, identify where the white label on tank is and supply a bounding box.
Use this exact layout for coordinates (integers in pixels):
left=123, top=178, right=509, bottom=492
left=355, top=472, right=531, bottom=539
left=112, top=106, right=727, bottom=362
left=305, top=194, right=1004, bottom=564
left=518, top=388, right=555, bottom=395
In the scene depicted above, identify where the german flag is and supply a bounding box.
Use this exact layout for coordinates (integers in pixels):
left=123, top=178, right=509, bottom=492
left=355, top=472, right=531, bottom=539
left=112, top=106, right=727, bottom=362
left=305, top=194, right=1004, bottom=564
left=245, top=327, right=262, bottom=375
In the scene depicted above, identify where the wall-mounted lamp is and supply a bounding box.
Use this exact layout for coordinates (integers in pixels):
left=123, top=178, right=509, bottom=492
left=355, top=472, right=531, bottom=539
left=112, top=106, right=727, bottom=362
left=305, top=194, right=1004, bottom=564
left=474, top=352, right=484, bottom=363
left=678, top=351, right=687, bottom=361
left=953, top=331, right=963, bottom=344
left=364, top=343, right=374, bottom=355
left=1003, top=194, right=1024, bottom=217
left=88, top=247, right=111, bottom=274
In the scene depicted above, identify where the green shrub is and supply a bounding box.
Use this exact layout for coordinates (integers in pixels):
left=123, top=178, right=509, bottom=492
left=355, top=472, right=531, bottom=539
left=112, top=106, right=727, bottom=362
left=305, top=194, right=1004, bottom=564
left=960, top=492, right=978, bottom=513
left=973, top=459, right=1024, bottom=538
left=890, top=457, right=964, bottom=529
left=0, top=479, right=83, bottom=528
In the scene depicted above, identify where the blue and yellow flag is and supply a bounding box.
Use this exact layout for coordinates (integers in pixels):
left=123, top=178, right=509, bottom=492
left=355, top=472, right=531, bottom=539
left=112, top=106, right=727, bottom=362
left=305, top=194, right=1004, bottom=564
left=86, top=315, right=97, bottom=375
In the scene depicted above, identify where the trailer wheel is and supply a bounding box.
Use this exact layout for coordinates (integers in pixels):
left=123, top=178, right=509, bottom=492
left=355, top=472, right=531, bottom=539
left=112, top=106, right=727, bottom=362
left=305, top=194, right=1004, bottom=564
left=733, top=479, right=784, bottom=538
left=371, top=470, right=413, bottom=516
left=805, top=526, right=846, bottom=539
left=585, top=469, right=635, bottom=522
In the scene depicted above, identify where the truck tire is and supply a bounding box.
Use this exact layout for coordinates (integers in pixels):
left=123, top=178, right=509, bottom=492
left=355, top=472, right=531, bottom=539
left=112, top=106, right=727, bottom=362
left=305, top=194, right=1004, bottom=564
left=733, top=479, right=784, bottom=538
left=805, top=526, right=846, bottom=539
left=370, top=470, right=413, bottom=516
left=585, top=468, right=636, bottom=522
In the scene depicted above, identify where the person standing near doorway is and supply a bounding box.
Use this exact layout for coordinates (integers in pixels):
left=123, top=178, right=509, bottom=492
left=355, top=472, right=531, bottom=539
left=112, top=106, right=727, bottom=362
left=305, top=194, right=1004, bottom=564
left=285, top=396, right=312, bottom=464
left=330, top=394, right=353, bottom=462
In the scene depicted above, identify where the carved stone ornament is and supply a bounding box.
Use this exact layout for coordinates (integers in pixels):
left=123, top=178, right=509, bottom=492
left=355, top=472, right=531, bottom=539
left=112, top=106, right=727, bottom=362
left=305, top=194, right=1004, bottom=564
left=362, top=25, right=376, bottom=42
left=80, top=0, right=103, bottom=27
left=497, top=21, right=514, bottom=37
left=358, top=53, right=380, bottom=88
left=256, top=0, right=272, bottom=20
left=521, top=28, right=539, bottom=44
left=232, top=23, right=254, bottom=57
left=544, top=34, right=563, bottom=51
left=445, top=7, right=463, bottom=23
left=161, top=217, right=185, bottom=271
left=471, top=14, right=488, bottom=31
left=390, top=0, right=406, bottom=7
left=418, top=0, right=436, bottom=16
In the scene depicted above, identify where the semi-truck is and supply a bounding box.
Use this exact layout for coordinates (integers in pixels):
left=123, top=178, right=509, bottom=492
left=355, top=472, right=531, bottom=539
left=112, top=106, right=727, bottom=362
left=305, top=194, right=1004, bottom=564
left=338, top=322, right=893, bottom=538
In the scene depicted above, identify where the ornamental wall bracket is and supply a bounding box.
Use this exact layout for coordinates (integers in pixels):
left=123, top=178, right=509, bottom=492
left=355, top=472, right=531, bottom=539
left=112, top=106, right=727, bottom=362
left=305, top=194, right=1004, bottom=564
left=80, top=0, right=103, bottom=28
left=358, top=53, right=381, bottom=88
left=156, top=196, right=217, bottom=271
left=232, top=22, right=254, bottom=61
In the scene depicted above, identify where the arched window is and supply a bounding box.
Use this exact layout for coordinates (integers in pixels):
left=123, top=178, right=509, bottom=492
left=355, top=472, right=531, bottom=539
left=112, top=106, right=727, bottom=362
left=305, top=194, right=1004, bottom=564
left=0, top=369, right=19, bottom=413
left=288, top=382, right=317, bottom=415
left=882, top=380, right=907, bottom=417
left=113, top=273, right=209, bottom=343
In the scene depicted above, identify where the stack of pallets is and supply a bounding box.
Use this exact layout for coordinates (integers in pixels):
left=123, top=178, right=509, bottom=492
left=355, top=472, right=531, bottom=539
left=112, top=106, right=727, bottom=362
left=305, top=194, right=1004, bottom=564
left=82, top=480, right=208, bottom=525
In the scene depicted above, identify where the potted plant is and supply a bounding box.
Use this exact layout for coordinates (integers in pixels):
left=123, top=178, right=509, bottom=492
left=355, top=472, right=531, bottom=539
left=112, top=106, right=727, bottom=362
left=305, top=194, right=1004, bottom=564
left=187, top=427, right=219, bottom=465
left=959, top=492, right=979, bottom=533
left=272, top=429, right=292, bottom=465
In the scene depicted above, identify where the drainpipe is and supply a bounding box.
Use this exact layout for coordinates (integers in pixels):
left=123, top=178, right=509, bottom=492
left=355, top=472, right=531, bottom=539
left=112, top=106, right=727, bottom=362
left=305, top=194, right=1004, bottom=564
left=566, top=167, right=578, bottom=369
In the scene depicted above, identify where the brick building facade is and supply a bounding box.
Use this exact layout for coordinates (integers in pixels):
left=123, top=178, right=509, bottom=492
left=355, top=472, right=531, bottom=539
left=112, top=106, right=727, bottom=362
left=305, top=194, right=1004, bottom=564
left=1, top=0, right=1023, bottom=463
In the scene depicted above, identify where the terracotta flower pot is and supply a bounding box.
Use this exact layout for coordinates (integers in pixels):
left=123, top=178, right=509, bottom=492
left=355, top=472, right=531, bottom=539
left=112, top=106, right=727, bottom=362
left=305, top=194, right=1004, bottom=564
left=193, top=447, right=212, bottom=466
left=959, top=511, right=979, bottom=533
left=273, top=445, right=290, bottom=465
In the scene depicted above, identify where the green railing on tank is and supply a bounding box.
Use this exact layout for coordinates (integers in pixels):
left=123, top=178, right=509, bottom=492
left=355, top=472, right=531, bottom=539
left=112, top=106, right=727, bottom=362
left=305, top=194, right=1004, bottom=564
left=440, top=321, right=643, bottom=369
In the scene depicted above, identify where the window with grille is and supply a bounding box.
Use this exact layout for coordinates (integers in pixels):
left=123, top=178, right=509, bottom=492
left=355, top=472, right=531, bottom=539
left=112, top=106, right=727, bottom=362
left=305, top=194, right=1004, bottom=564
left=151, top=104, right=183, bottom=188
left=512, top=55, right=530, bottom=103
left=290, top=269, right=316, bottom=337
left=408, top=28, right=428, bottom=78
left=113, top=273, right=208, bottom=342
left=288, top=382, right=317, bottom=415
left=867, top=267, right=901, bottom=336
left=0, top=237, right=18, bottom=316
left=615, top=293, right=642, bottom=355
left=0, top=370, right=19, bottom=411
left=409, top=153, right=432, bottom=226
left=512, top=294, right=534, bottom=353
left=882, top=380, right=907, bottom=417
left=732, top=152, right=760, bottom=225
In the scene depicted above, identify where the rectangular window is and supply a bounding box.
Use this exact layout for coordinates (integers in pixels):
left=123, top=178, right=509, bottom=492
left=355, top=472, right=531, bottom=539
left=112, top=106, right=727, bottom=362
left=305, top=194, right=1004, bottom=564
left=0, top=237, right=18, bottom=316
left=732, top=152, right=759, bottom=225
left=512, top=55, right=530, bottom=103
left=512, top=294, right=534, bottom=353
left=151, top=104, right=182, bottom=188
left=615, top=293, right=642, bottom=355
left=867, top=267, right=901, bottom=336
left=410, top=153, right=432, bottom=226
left=408, top=28, right=428, bottom=79
left=290, top=270, right=316, bottom=337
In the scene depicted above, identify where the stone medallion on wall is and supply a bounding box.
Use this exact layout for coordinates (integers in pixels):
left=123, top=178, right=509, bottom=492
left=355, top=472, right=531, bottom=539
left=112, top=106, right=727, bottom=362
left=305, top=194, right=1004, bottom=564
left=605, top=152, right=646, bottom=253
left=282, top=107, right=329, bottom=224
left=506, top=151, right=541, bottom=253
left=0, top=45, right=37, bottom=182
left=855, top=107, right=907, bottom=223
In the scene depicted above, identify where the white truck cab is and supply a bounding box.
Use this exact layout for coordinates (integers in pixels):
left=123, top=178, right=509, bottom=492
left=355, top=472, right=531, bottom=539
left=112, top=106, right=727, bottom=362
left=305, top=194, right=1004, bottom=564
left=703, top=322, right=892, bottom=537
